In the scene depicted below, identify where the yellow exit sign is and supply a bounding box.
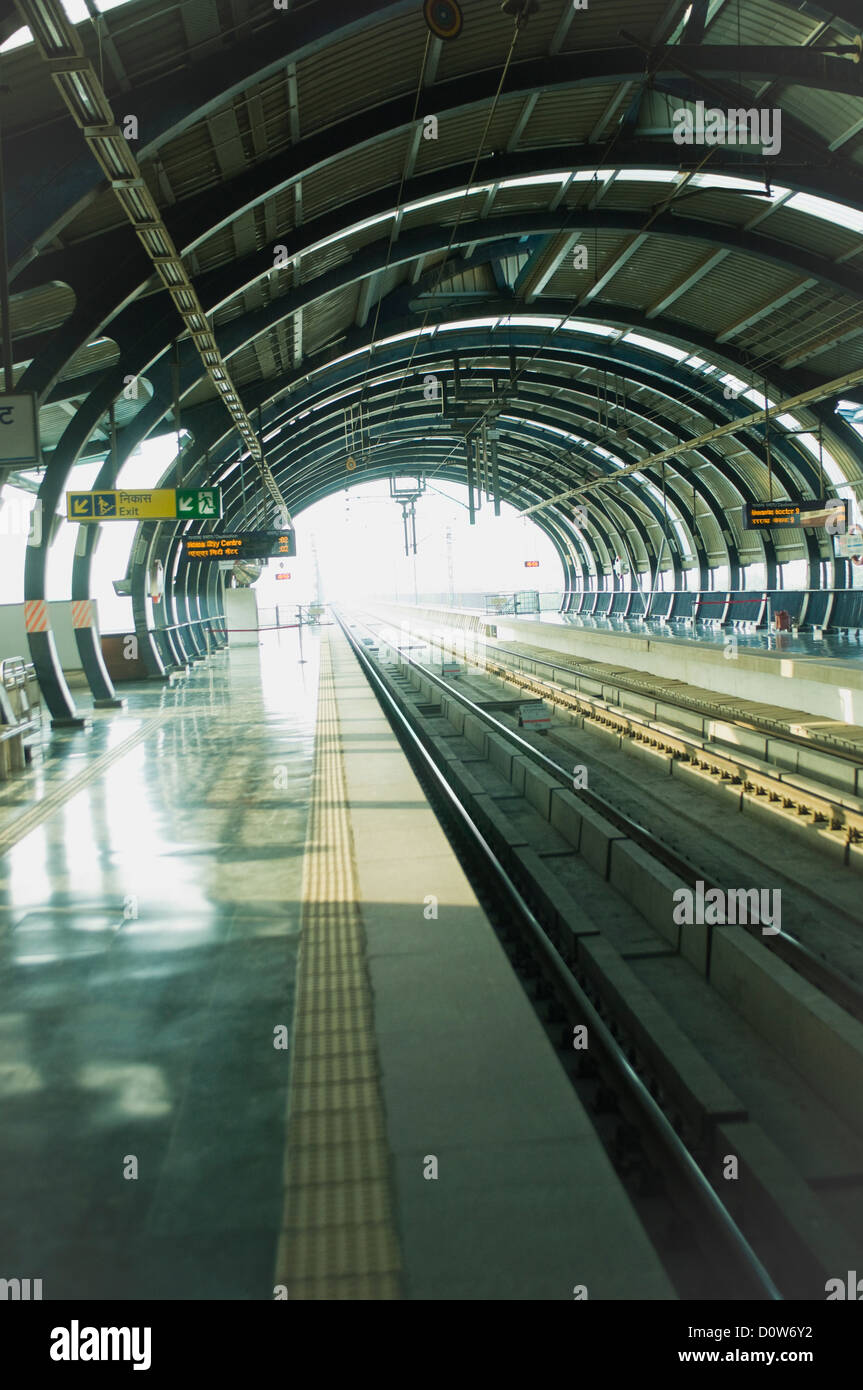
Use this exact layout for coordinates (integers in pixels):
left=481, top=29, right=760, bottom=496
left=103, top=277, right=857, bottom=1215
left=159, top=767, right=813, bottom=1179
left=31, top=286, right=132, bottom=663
left=66, top=488, right=222, bottom=521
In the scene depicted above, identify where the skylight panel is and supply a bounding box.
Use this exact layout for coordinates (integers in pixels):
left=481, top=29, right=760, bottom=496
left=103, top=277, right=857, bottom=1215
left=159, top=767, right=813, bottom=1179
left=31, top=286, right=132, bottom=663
left=570, top=170, right=615, bottom=182
left=614, top=170, right=676, bottom=183
left=795, top=433, right=847, bottom=487
left=498, top=315, right=563, bottom=329
left=562, top=320, right=617, bottom=336
left=376, top=328, right=435, bottom=345
left=402, top=186, right=492, bottom=214
left=499, top=174, right=569, bottom=188
left=743, top=388, right=776, bottom=410
left=786, top=192, right=863, bottom=236
left=439, top=318, right=500, bottom=332
left=625, top=333, right=688, bottom=361
left=690, top=173, right=789, bottom=197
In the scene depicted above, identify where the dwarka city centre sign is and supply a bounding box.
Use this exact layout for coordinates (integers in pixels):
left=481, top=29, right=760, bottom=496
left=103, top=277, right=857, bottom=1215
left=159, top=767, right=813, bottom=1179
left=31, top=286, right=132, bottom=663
left=182, top=531, right=296, bottom=560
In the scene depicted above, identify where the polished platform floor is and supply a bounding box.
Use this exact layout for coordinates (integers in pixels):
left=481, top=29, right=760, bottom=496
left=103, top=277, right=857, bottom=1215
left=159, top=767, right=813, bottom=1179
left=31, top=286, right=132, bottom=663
left=0, top=626, right=673, bottom=1300
left=0, top=630, right=318, bottom=1298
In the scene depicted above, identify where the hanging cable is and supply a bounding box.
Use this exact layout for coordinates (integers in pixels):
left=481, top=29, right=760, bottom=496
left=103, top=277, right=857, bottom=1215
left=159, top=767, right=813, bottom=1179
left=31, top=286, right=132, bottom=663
left=374, top=7, right=528, bottom=446
left=17, top=0, right=291, bottom=522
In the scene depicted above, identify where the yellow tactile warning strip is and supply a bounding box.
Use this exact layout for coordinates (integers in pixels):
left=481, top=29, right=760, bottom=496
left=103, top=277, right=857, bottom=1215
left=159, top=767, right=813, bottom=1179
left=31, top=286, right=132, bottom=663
left=275, top=632, right=402, bottom=1300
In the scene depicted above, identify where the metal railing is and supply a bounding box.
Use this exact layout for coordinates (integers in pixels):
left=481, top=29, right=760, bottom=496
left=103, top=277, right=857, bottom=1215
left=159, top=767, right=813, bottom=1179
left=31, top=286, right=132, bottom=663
left=1, top=656, right=41, bottom=723
left=150, top=617, right=226, bottom=667
left=407, top=587, right=863, bottom=631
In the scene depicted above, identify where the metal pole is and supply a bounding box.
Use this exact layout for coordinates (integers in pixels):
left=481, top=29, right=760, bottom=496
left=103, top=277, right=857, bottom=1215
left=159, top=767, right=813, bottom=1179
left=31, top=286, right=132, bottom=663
left=109, top=399, right=117, bottom=474
left=0, top=92, right=14, bottom=392
left=481, top=420, right=489, bottom=498
left=172, top=339, right=182, bottom=484
left=764, top=377, right=772, bottom=502
left=296, top=606, right=306, bottom=663
left=466, top=437, right=475, bottom=525
left=490, top=431, right=501, bottom=516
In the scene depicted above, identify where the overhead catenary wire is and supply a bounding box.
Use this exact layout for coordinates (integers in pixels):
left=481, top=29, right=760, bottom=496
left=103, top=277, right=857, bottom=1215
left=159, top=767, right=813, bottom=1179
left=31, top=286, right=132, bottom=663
left=372, top=6, right=530, bottom=449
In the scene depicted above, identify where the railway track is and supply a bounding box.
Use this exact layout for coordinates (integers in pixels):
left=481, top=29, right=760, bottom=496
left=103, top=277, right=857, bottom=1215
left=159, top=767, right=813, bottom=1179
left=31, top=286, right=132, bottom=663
left=336, top=607, right=863, bottom=1302
left=356, top=609, right=863, bottom=1018
left=375, top=613, right=863, bottom=852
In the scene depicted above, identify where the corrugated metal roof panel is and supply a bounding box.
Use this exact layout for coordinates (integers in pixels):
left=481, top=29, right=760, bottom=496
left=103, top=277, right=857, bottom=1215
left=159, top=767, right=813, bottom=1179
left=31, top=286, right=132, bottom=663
left=751, top=205, right=862, bottom=261
left=671, top=188, right=776, bottom=230
left=739, top=284, right=861, bottom=363
left=8, top=283, right=75, bottom=338
left=296, top=12, right=428, bottom=136
left=435, top=0, right=563, bottom=79
left=302, top=131, right=407, bottom=222
left=599, top=180, right=678, bottom=214
left=159, top=123, right=220, bottom=202
left=414, top=97, right=525, bottom=175
left=108, top=0, right=199, bottom=89
left=668, top=250, right=794, bottom=330
left=525, top=87, right=623, bottom=147
left=779, top=85, right=863, bottom=149
left=63, top=338, right=120, bottom=378
left=586, top=235, right=708, bottom=312
left=195, top=225, right=238, bottom=274
left=796, top=336, right=863, bottom=381
left=558, top=0, right=669, bottom=50
left=301, top=233, right=369, bottom=285
left=542, top=230, right=632, bottom=298
left=238, top=70, right=293, bottom=161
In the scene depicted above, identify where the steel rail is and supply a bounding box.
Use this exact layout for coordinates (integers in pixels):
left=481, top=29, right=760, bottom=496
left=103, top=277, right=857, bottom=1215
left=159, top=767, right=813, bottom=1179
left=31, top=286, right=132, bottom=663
left=357, top=609, right=863, bottom=1025
left=335, top=607, right=782, bottom=1301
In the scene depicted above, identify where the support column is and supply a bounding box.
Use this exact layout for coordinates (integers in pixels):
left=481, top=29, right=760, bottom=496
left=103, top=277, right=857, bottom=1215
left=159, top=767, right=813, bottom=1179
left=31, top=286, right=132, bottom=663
left=131, top=525, right=169, bottom=681
left=24, top=478, right=87, bottom=728
left=175, top=556, right=204, bottom=659
left=71, top=524, right=125, bottom=708
left=466, top=437, right=475, bottom=525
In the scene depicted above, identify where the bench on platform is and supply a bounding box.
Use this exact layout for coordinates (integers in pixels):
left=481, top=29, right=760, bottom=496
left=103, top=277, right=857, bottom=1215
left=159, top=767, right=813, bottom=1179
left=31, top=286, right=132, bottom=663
left=0, top=656, right=40, bottom=781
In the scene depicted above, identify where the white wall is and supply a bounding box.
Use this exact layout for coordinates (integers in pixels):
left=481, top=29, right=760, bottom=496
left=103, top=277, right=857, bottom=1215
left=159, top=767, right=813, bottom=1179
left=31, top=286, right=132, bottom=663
left=224, top=588, right=259, bottom=646
left=0, top=601, right=90, bottom=672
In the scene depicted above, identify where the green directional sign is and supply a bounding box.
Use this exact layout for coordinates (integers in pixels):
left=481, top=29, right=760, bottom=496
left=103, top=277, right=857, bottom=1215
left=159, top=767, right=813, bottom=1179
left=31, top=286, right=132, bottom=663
left=66, top=487, right=223, bottom=522
left=176, top=488, right=221, bottom=519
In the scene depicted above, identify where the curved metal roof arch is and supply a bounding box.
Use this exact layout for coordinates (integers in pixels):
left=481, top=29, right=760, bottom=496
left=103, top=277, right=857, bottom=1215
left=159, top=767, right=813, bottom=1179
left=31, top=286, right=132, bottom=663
left=8, top=0, right=863, bottom=711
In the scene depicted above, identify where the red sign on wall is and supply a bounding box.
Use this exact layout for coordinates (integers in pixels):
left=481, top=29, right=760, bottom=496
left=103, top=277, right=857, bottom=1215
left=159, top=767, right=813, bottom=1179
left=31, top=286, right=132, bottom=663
left=524, top=560, right=540, bottom=568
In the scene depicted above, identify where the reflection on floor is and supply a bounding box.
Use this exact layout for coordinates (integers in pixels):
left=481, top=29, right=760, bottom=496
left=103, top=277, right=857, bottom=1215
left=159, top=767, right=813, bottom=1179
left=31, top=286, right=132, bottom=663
left=0, top=629, right=319, bottom=1299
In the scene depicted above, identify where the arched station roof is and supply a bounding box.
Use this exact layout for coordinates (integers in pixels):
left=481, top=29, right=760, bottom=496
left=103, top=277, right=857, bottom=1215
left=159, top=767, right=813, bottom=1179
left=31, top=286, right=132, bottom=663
left=5, top=0, right=863, bottom=687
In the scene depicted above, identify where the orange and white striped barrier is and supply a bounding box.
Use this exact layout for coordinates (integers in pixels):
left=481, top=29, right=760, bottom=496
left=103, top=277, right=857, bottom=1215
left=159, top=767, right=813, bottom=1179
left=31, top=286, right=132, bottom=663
left=71, top=599, right=94, bottom=629
left=24, top=599, right=48, bottom=633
